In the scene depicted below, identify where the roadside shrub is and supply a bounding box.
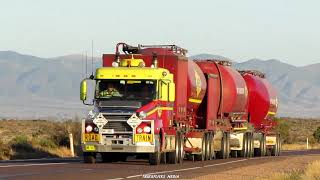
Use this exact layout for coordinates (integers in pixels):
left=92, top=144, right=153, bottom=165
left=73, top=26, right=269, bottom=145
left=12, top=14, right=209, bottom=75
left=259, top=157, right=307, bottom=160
left=39, top=139, right=57, bottom=149
left=13, top=135, right=28, bottom=144
left=313, top=127, right=320, bottom=143
left=274, top=118, right=290, bottom=143
left=11, top=135, right=34, bottom=153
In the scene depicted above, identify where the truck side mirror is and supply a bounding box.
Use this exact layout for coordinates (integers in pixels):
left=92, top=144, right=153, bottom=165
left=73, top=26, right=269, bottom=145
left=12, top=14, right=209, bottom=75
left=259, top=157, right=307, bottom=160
left=80, top=79, right=87, bottom=101
left=169, top=82, right=175, bottom=102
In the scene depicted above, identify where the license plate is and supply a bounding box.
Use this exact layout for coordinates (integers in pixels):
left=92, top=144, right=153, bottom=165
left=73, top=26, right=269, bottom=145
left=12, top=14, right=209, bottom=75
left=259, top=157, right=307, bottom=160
left=134, top=134, right=153, bottom=142
left=84, top=133, right=100, bottom=142
left=85, top=145, right=96, bottom=151
left=102, top=129, right=114, bottom=134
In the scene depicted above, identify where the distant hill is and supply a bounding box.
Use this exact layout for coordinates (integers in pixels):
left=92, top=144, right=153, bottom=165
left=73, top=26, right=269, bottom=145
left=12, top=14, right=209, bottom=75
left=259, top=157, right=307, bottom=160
left=0, top=51, right=100, bottom=119
left=0, top=51, right=319, bottom=119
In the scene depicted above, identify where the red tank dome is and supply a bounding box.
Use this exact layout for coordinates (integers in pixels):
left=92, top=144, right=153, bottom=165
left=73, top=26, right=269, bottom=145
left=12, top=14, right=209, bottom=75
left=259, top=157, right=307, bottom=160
left=241, top=71, right=278, bottom=130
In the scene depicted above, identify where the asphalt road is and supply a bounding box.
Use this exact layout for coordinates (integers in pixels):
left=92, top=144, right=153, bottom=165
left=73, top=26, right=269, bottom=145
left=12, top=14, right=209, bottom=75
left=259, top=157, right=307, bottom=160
left=0, top=150, right=319, bottom=180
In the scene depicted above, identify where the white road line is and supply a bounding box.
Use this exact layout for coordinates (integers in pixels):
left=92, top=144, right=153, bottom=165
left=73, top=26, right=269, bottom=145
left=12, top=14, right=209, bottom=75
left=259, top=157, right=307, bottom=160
left=203, top=159, right=247, bottom=167
left=148, top=166, right=202, bottom=175
left=106, top=159, right=250, bottom=180
left=81, top=169, right=94, bottom=171
left=0, top=162, right=69, bottom=168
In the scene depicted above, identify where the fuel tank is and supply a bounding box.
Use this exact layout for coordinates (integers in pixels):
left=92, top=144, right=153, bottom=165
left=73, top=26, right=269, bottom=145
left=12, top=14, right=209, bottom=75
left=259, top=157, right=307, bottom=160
left=241, top=71, right=278, bottom=129
left=197, top=61, right=248, bottom=113
left=196, top=60, right=249, bottom=118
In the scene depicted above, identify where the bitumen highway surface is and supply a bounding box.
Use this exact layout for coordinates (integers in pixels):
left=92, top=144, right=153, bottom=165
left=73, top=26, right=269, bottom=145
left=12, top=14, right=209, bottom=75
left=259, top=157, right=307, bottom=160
left=0, top=150, right=319, bottom=180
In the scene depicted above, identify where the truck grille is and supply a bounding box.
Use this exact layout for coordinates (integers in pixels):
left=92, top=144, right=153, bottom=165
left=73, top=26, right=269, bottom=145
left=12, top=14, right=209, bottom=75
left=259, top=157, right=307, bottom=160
left=103, top=114, right=133, bottom=133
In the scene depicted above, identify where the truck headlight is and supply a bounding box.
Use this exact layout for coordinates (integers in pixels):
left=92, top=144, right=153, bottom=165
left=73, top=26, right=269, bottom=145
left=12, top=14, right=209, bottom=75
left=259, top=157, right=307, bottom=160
left=85, top=125, right=93, bottom=133
left=143, top=126, right=151, bottom=133
left=139, top=111, right=147, bottom=119
left=137, top=127, right=143, bottom=134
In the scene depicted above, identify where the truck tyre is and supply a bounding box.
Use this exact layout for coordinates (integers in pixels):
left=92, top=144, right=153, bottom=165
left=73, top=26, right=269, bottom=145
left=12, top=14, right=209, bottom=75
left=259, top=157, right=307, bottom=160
left=248, top=133, right=254, bottom=157
left=161, top=152, right=167, bottom=164
left=277, top=134, right=281, bottom=156
left=217, top=132, right=229, bottom=159
left=207, top=133, right=215, bottom=160
left=255, top=133, right=266, bottom=157
left=177, top=132, right=185, bottom=164
left=83, top=152, right=96, bottom=164
left=167, top=134, right=179, bottom=164
left=195, top=133, right=206, bottom=161
left=226, top=132, right=230, bottom=159
left=275, top=134, right=281, bottom=156
left=205, top=133, right=210, bottom=160
left=271, top=134, right=280, bottom=156
left=239, top=133, right=247, bottom=157
left=149, top=137, right=161, bottom=165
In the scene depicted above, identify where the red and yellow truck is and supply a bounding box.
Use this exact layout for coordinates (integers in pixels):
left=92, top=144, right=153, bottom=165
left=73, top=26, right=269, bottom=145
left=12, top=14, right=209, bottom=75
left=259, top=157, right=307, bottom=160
left=80, top=43, right=280, bottom=164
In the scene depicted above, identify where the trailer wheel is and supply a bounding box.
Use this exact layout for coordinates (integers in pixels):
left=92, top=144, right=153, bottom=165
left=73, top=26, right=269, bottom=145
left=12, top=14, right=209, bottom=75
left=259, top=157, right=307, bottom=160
left=239, top=133, right=248, bottom=157
left=255, top=133, right=266, bottom=156
left=275, top=134, right=281, bottom=156
left=248, top=133, right=254, bottom=157
left=167, top=134, right=179, bottom=164
left=204, top=133, right=210, bottom=160
left=195, top=133, right=206, bottom=161
left=271, top=134, right=280, bottom=156
left=217, top=132, right=229, bottom=159
left=177, top=132, right=185, bottom=164
left=277, top=134, right=282, bottom=156
left=161, top=152, right=167, bottom=164
left=226, top=132, right=230, bottom=159
left=149, top=137, right=161, bottom=165
left=83, top=152, right=96, bottom=164
left=207, top=133, right=215, bottom=160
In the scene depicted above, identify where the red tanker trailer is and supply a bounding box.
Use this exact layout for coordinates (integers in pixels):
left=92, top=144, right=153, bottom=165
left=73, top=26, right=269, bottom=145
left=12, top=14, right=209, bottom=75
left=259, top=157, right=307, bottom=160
left=240, top=70, right=280, bottom=156
left=79, top=43, right=280, bottom=164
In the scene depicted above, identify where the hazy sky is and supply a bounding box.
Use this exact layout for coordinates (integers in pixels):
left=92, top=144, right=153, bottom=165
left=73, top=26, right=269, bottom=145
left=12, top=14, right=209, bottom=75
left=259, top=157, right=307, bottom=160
left=1, top=0, right=319, bottom=66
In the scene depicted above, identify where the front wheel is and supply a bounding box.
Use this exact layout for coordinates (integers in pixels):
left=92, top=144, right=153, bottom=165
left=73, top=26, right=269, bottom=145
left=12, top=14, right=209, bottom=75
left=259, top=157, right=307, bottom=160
left=83, top=152, right=96, bottom=164
left=149, top=137, right=161, bottom=165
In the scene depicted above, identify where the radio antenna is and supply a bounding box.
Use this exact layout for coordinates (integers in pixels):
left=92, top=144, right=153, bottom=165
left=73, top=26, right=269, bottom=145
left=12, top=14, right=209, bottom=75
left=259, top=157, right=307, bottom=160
left=85, top=51, right=88, bottom=78
left=90, top=40, right=94, bottom=79
left=81, top=53, right=84, bottom=78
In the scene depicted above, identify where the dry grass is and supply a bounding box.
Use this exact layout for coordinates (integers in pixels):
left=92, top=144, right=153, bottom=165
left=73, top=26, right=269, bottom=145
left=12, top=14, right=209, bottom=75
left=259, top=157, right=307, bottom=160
left=269, top=160, right=320, bottom=180
left=46, top=146, right=74, bottom=157
left=280, top=117, right=320, bottom=144
left=0, top=119, right=81, bottom=160
left=282, top=143, right=320, bottom=151
left=301, top=161, right=320, bottom=179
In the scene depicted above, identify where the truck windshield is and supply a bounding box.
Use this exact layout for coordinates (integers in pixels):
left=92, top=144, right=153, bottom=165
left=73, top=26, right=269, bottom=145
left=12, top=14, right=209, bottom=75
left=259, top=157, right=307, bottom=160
left=95, top=80, right=156, bottom=100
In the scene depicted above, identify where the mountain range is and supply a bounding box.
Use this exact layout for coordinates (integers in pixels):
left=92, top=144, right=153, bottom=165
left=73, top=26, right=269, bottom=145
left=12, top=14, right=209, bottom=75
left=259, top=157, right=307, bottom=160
left=0, top=51, right=319, bottom=119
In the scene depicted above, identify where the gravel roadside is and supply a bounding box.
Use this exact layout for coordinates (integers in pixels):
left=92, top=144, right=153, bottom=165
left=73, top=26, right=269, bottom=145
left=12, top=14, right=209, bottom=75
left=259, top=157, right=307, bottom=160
left=194, top=154, right=320, bottom=180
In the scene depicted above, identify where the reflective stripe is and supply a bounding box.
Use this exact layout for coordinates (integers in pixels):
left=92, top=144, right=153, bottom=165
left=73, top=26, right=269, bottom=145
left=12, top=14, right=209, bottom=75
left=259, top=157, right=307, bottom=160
left=146, top=107, right=173, bottom=116
left=233, top=127, right=248, bottom=131
left=188, top=98, right=202, bottom=104
left=147, top=108, right=158, bottom=116
left=268, top=111, right=276, bottom=115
